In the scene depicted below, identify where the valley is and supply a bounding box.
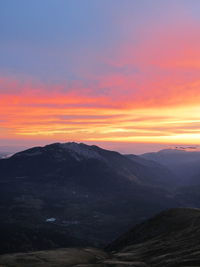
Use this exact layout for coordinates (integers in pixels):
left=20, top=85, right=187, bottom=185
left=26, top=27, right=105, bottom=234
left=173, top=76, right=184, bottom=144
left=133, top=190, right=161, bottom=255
left=1, top=208, right=200, bottom=267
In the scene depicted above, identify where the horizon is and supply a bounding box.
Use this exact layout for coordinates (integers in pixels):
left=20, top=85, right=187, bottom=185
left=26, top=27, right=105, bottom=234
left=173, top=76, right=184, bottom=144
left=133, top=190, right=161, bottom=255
left=1, top=1, right=200, bottom=149
left=1, top=140, right=200, bottom=155
left=2, top=2, right=200, bottom=262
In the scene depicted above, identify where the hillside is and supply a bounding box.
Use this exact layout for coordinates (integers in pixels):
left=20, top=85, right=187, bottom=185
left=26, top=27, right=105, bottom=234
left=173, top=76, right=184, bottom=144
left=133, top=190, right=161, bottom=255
left=142, top=148, right=200, bottom=186
left=0, top=142, right=178, bottom=253
left=126, top=154, right=176, bottom=188
left=1, top=208, right=200, bottom=266
left=106, top=208, right=200, bottom=266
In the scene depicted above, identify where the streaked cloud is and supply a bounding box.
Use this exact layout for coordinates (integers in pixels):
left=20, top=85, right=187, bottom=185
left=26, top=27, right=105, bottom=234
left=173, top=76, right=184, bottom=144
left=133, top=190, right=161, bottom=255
left=1, top=1, right=200, bottom=149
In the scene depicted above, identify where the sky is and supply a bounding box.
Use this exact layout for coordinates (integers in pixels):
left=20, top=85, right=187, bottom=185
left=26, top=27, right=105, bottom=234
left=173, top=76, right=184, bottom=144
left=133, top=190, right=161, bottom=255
left=1, top=0, right=200, bottom=153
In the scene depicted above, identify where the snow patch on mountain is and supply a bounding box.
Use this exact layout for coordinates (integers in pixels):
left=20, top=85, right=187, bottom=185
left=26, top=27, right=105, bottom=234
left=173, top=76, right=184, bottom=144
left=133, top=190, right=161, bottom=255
left=1, top=153, right=14, bottom=159
left=60, top=142, right=105, bottom=161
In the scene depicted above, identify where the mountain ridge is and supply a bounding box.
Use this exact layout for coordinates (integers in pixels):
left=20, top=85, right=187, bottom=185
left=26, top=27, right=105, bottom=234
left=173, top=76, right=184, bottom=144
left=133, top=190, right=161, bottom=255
left=0, top=142, right=179, bottom=253
left=141, top=148, right=200, bottom=186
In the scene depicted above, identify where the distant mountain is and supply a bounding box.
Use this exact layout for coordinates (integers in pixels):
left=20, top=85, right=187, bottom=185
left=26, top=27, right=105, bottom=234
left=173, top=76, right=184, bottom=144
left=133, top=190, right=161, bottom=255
left=126, top=154, right=177, bottom=188
left=1, top=208, right=200, bottom=267
left=141, top=148, right=200, bottom=219
left=142, top=148, right=200, bottom=186
left=1, top=142, right=176, bottom=189
left=0, top=142, right=178, bottom=253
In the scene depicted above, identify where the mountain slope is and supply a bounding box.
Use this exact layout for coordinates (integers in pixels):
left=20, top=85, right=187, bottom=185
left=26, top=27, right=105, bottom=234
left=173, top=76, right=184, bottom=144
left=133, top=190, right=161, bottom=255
left=1, top=208, right=200, bottom=267
left=0, top=142, right=178, bottom=253
left=0, top=152, right=10, bottom=159
left=107, top=208, right=200, bottom=266
left=126, top=154, right=176, bottom=188
left=142, top=148, right=200, bottom=186
left=3, top=142, right=174, bottom=189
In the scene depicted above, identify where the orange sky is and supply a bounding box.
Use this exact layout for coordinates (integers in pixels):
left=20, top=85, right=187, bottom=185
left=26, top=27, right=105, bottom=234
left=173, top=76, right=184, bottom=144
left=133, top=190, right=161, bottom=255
left=1, top=76, right=200, bottom=148
left=1, top=1, right=200, bottom=153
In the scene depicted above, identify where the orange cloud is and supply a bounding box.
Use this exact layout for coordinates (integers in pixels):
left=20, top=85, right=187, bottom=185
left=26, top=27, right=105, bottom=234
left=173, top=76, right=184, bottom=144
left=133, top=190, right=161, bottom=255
left=1, top=75, right=200, bottom=145
left=1, top=15, right=200, bottom=146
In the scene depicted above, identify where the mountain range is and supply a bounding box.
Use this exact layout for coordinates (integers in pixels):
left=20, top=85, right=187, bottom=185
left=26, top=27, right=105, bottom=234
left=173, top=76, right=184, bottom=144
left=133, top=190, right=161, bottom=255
left=0, top=142, right=178, bottom=254
left=142, top=148, right=200, bottom=186
left=1, top=143, right=200, bottom=257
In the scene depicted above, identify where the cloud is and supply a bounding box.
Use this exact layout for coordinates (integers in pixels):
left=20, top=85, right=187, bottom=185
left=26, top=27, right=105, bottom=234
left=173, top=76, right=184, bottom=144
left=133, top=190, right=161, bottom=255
left=1, top=1, right=200, bottom=145
left=1, top=75, right=200, bottom=145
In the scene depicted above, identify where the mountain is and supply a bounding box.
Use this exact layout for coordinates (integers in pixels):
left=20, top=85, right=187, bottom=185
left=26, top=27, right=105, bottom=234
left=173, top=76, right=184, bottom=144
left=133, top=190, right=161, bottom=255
left=107, top=208, right=200, bottom=266
left=126, top=154, right=176, bottom=188
left=3, top=143, right=175, bottom=189
left=0, top=152, right=10, bottom=159
left=0, top=142, right=178, bottom=254
left=142, top=148, right=200, bottom=186
left=0, top=247, right=109, bottom=267
left=141, top=148, right=200, bottom=217
left=1, top=208, right=200, bottom=267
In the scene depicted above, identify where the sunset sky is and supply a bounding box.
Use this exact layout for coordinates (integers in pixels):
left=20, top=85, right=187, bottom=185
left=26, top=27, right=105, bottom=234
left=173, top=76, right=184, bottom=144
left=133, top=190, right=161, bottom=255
left=1, top=0, right=200, bottom=153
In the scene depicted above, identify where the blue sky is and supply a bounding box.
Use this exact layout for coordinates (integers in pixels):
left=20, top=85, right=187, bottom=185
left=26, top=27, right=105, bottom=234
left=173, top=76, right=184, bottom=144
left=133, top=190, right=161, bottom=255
left=1, top=0, right=193, bottom=82
left=1, top=1, right=200, bottom=152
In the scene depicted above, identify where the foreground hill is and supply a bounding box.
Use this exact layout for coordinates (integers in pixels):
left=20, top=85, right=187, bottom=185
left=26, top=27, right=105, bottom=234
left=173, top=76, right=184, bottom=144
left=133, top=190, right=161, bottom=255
left=107, top=208, right=200, bottom=266
left=1, top=208, right=200, bottom=267
left=0, top=142, right=178, bottom=253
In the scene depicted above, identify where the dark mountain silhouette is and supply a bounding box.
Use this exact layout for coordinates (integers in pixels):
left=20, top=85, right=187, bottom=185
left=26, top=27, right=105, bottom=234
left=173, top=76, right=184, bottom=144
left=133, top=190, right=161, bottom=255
left=106, top=208, right=200, bottom=266
left=1, top=208, right=200, bottom=267
left=3, top=143, right=175, bottom=189
left=126, top=154, right=176, bottom=188
left=0, top=142, right=178, bottom=254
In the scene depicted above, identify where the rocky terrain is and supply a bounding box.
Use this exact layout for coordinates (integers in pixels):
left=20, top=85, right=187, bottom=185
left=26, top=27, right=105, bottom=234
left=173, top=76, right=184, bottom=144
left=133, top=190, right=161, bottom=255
left=0, top=208, right=200, bottom=267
